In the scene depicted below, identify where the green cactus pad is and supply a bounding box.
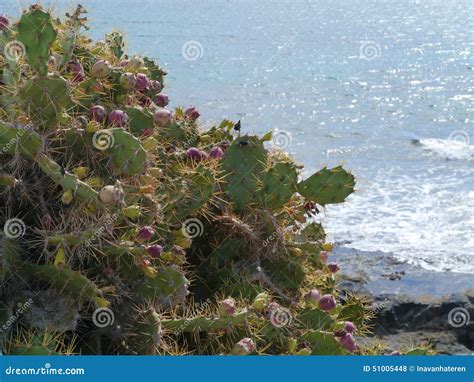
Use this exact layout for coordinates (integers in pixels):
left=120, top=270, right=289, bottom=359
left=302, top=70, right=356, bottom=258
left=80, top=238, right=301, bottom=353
left=0, top=122, right=43, bottom=157
left=297, top=166, right=355, bottom=205
left=256, top=161, right=298, bottom=209
left=222, top=135, right=267, bottom=210
left=301, top=331, right=345, bottom=355
left=17, top=6, right=57, bottom=76
left=297, top=308, right=334, bottom=330
left=105, top=128, right=147, bottom=175
left=19, top=75, right=72, bottom=130
left=126, top=106, right=155, bottom=135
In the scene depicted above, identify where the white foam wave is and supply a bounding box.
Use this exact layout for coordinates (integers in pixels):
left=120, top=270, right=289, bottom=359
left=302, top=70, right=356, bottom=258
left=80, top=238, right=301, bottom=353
left=416, top=138, right=474, bottom=161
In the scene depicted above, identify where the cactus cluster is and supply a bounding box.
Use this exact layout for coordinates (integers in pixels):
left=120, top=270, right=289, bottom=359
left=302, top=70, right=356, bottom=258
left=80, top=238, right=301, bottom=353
left=0, top=5, right=422, bottom=356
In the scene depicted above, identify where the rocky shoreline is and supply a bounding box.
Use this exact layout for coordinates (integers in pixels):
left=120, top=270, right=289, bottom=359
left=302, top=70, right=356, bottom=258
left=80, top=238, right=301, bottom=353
left=332, top=246, right=473, bottom=354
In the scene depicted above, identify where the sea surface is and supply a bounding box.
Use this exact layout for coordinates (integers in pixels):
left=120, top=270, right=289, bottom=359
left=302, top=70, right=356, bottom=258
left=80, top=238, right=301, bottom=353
left=3, top=0, right=473, bottom=274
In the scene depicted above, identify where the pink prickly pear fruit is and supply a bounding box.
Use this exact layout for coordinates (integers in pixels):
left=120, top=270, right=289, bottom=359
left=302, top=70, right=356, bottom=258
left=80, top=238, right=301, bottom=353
left=344, top=321, right=356, bottom=334
left=219, top=140, right=231, bottom=151
left=305, top=289, right=321, bottom=306
left=327, top=262, right=340, bottom=273
left=319, top=294, right=337, bottom=311
left=154, top=93, right=169, bottom=107
left=231, top=338, right=255, bottom=355
left=90, top=105, right=106, bottom=122
left=119, top=59, right=129, bottom=67
left=186, top=147, right=206, bottom=161
left=91, top=60, right=112, bottom=78
left=153, top=108, right=172, bottom=127
left=320, top=251, right=328, bottom=263
left=119, top=72, right=137, bottom=90
left=390, top=351, right=401, bottom=355
left=0, top=14, right=9, bottom=31
left=209, top=146, right=224, bottom=159
left=339, top=333, right=356, bottom=353
left=219, top=298, right=236, bottom=316
left=138, top=226, right=154, bottom=242
left=108, top=110, right=128, bottom=127
left=67, top=61, right=85, bottom=83
left=185, top=106, right=200, bottom=121
left=150, top=80, right=162, bottom=92
left=135, top=73, right=150, bottom=91
left=146, top=244, right=163, bottom=259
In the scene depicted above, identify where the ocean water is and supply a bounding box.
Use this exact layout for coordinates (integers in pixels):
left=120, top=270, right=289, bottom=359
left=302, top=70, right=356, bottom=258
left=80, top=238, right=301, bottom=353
left=3, top=0, right=473, bottom=273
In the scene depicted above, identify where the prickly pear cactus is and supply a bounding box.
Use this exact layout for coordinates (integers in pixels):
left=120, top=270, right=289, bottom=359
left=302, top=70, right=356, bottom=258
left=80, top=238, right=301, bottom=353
left=0, top=4, right=417, bottom=356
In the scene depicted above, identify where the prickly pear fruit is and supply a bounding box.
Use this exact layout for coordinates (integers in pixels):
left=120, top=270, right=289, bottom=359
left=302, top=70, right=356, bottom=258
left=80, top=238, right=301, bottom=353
left=186, top=147, right=207, bottom=161
left=209, top=147, right=224, bottom=159
left=61, top=189, right=73, bottom=205
left=135, top=73, right=150, bottom=91
left=327, top=262, right=340, bottom=273
left=154, top=93, right=169, bottom=107
left=0, top=14, right=9, bottom=30
left=305, top=289, right=321, bottom=306
left=99, top=185, right=124, bottom=205
left=252, top=293, right=270, bottom=311
left=90, top=105, right=106, bottom=123
left=129, top=56, right=144, bottom=69
left=138, top=226, right=154, bottom=242
left=219, top=298, right=236, bottom=316
left=120, top=72, right=137, bottom=90
left=153, top=108, right=172, bottom=127
left=122, top=205, right=141, bottom=220
left=185, top=106, right=200, bottom=121
left=91, top=60, right=112, bottom=78
left=108, top=110, right=128, bottom=127
left=344, top=321, right=356, bottom=334
left=232, top=338, right=255, bottom=355
left=319, top=294, right=336, bottom=311
left=146, top=244, right=163, bottom=259
left=339, top=333, right=356, bottom=353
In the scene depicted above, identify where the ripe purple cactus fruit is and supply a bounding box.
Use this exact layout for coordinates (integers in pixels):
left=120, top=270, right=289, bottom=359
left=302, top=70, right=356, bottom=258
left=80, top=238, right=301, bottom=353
left=344, top=321, right=356, bottom=334
left=119, top=72, right=137, bottom=90
left=184, top=106, right=200, bottom=121
left=319, top=294, right=337, bottom=311
left=153, top=108, right=172, bottom=127
left=138, top=226, right=154, bottom=242
left=305, top=289, right=321, bottom=306
left=0, top=14, right=9, bottom=31
left=231, top=338, right=255, bottom=355
left=186, top=147, right=207, bottom=162
left=327, top=262, right=340, bottom=273
left=135, top=73, right=150, bottom=91
left=108, top=110, right=128, bottom=127
left=90, top=105, right=106, bottom=122
left=219, top=298, right=236, bottom=316
left=119, top=59, right=129, bottom=67
left=91, top=60, right=112, bottom=78
left=67, top=61, right=85, bottom=83
left=209, top=146, right=224, bottom=159
left=219, top=140, right=231, bottom=151
left=154, top=93, right=169, bottom=108
left=146, top=244, right=163, bottom=259
left=339, top=333, right=356, bottom=353
left=150, top=80, right=162, bottom=92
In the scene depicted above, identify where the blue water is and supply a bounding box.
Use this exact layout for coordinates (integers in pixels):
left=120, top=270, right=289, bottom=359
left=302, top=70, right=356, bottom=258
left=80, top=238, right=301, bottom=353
left=3, top=0, right=473, bottom=273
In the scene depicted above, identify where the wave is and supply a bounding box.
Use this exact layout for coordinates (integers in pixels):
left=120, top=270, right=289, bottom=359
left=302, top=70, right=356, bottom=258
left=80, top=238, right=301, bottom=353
left=412, top=137, right=474, bottom=161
